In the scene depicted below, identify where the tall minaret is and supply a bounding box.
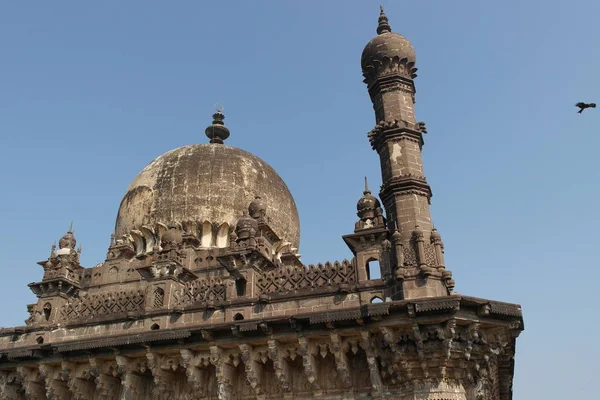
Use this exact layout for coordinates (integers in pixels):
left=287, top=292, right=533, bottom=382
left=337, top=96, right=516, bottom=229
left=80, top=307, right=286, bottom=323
left=361, top=7, right=454, bottom=298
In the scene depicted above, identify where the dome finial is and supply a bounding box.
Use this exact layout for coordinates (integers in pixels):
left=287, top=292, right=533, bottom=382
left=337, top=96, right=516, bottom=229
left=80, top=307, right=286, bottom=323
left=377, top=5, right=392, bottom=34
left=205, top=104, right=231, bottom=144
left=364, top=176, right=371, bottom=195
left=59, top=227, right=77, bottom=250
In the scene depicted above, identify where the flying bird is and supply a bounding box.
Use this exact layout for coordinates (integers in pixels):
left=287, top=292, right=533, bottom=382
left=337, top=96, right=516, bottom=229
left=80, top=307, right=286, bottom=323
left=575, top=102, right=596, bottom=113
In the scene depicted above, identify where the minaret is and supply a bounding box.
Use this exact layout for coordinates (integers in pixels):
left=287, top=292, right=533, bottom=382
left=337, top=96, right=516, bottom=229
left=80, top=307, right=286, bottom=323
left=361, top=7, right=453, bottom=298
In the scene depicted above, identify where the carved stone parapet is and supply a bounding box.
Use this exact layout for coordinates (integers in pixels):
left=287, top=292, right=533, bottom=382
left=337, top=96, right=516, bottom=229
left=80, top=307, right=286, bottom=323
left=171, top=278, right=226, bottom=308
left=257, top=260, right=357, bottom=295
left=56, top=288, right=146, bottom=325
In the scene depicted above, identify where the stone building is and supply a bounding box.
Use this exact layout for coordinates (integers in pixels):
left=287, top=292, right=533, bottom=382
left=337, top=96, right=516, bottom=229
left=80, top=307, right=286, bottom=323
left=0, top=8, right=523, bottom=400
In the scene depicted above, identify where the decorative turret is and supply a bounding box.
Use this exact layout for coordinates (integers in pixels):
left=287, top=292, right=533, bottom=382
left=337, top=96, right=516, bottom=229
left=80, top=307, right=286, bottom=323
left=160, top=224, right=183, bottom=251
left=355, top=177, right=386, bottom=232
left=248, top=196, right=267, bottom=221
left=56, top=224, right=76, bottom=256
left=27, top=227, right=83, bottom=326
left=235, top=211, right=258, bottom=245
left=357, top=177, right=379, bottom=220
left=205, top=106, right=230, bottom=144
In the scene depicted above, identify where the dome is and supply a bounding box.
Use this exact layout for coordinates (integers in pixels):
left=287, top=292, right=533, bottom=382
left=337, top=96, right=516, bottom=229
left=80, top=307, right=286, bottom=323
left=56, top=229, right=76, bottom=256
left=361, top=7, right=416, bottom=76
left=356, top=178, right=381, bottom=220
left=115, top=143, right=300, bottom=249
left=357, top=193, right=379, bottom=215
left=361, top=32, right=416, bottom=70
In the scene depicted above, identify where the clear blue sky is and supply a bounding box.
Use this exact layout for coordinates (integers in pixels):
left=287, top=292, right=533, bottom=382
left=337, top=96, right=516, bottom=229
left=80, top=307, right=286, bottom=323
left=0, top=1, right=598, bottom=397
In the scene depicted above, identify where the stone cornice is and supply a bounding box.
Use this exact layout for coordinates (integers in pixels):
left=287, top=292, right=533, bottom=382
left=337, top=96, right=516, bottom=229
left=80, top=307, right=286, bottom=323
left=55, top=329, right=192, bottom=353
left=0, top=296, right=523, bottom=361
left=369, top=126, right=425, bottom=152
left=380, top=174, right=433, bottom=203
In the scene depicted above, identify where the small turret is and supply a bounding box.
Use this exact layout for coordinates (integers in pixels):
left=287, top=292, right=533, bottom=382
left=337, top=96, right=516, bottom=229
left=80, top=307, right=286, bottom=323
left=248, top=196, right=267, bottom=220
left=355, top=177, right=386, bottom=231
left=56, top=223, right=76, bottom=256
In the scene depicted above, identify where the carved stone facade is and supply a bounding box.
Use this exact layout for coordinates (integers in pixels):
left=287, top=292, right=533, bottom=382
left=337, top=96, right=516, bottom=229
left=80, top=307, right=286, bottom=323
left=0, top=7, right=522, bottom=400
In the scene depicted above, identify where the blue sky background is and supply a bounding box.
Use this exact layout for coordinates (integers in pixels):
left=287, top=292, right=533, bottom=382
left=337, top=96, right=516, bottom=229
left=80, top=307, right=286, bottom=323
left=0, top=1, right=598, bottom=397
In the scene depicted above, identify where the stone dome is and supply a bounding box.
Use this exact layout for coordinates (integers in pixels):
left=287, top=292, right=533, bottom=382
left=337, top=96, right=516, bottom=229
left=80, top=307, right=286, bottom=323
left=356, top=177, right=381, bottom=221
left=361, top=32, right=416, bottom=70
left=361, top=7, right=416, bottom=76
left=115, top=144, right=300, bottom=249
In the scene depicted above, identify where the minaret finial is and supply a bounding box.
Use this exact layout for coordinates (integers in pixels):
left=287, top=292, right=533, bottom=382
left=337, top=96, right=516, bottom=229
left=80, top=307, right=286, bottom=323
left=205, top=104, right=231, bottom=144
left=364, top=176, right=371, bottom=194
left=68, top=221, right=74, bottom=233
left=377, top=5, right=392, bottom=34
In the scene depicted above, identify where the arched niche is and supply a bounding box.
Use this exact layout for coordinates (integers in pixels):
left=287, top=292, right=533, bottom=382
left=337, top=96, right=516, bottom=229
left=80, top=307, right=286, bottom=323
left=216, top=223, right=229, bottom=248
left=201, top=221, right=213, bottom=248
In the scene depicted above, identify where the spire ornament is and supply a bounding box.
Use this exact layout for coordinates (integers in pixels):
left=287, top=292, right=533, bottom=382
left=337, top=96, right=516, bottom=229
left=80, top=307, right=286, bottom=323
left=205, top=104, right=231, bottom=144
left=377, top=5, right=392, bottom=34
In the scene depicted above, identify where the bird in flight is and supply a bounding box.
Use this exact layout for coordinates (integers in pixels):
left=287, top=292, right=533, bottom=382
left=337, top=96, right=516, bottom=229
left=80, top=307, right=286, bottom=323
left=575, top=102, right=596, bottom=113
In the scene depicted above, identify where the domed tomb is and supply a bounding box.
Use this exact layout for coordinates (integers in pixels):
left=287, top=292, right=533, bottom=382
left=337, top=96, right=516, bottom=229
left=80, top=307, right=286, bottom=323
left=115, top=115, right=300, bottom=250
